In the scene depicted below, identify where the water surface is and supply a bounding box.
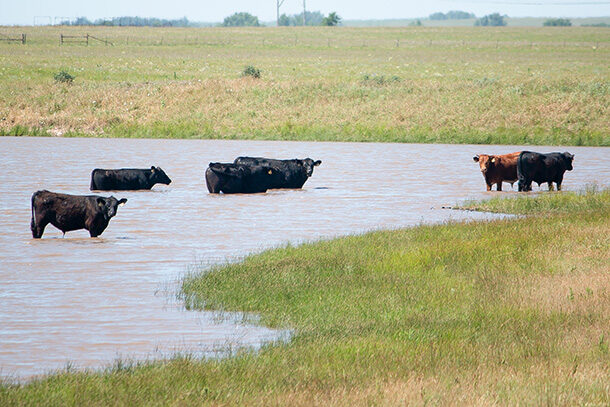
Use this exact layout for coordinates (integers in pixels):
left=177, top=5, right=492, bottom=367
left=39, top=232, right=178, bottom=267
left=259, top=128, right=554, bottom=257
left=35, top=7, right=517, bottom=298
left=0, top=137, right=607, bottom=379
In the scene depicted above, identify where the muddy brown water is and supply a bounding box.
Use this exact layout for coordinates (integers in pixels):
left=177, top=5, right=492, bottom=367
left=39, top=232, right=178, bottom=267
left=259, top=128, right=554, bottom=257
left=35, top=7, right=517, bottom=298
left=0, top=137, right=608, bottom=380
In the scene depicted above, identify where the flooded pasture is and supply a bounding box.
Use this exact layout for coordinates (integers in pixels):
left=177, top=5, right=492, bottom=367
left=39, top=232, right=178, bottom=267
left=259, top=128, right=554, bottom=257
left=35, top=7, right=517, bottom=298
left=0, top=137, right=608, bottom=379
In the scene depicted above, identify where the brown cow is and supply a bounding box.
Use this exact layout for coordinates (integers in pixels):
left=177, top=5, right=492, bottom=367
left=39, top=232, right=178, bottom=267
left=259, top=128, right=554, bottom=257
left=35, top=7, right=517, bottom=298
left=472, top=152, right=521, bottom=191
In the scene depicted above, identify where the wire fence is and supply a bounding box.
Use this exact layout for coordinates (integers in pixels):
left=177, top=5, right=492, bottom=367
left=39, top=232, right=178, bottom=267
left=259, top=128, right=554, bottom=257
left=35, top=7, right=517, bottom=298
left=0, top=31, right=606, bottom=51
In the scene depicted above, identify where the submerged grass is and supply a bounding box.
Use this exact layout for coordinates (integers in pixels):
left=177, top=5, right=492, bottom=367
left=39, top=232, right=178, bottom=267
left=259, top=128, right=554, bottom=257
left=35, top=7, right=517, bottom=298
left=0, top=26, right=608, bottom=145
left=2, top=191, right=609, bottom=405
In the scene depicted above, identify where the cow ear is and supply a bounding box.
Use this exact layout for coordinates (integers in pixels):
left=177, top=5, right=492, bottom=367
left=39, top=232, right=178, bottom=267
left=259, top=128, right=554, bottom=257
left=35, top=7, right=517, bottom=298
left=473, top=155, right=479, bottom=162
left=97, top=197, right=106, bottom=207
left=314, top=160, right=321, bottom=166
left=268, top=169, right=273, bottom=175
left=118, top=198, right=127, bottom=206
left=491, top=157, right=496, bottom=163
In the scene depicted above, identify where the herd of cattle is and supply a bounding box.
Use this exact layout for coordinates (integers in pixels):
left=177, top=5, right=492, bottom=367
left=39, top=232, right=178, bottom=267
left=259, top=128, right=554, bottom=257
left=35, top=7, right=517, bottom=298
left=30, top=150, right=574, bottom=239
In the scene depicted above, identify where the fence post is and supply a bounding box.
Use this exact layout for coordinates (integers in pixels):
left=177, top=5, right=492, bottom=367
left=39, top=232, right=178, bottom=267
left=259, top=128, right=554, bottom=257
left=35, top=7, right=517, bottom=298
left=60, top=34, right=62, bottom=45
left=86, top=34, right=89, bottom=46
left=22, top=33, right=26, bottom=44
left=395, top=39, right=399, bottom=48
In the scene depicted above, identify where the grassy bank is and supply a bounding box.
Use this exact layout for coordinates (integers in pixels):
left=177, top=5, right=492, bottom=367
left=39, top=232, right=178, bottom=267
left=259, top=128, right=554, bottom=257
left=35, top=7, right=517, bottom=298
left=0, top=26, right=608, bottom=145
left=460, top=185, right=610, bottom=214
left=2, top=190, right=608, bottom=405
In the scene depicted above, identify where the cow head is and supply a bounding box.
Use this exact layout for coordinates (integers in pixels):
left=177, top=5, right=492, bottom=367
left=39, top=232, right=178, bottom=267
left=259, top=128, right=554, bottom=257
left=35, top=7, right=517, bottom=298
left=563, top=152, right=574, bottom=171
left=151, top=166, right=172, bottom=185
left=473, top=154, right=495, bottom=174
left=97, top=196, right=128, bottom=220
left=301, top=158, right=322, bottom=177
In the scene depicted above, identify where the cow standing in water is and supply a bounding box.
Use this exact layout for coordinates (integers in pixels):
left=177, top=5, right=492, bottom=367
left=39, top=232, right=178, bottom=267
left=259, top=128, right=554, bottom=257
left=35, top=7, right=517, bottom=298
left=473, top=152, right=521, bottom=191
left=517, top=151, right=574, bottom=192
left=205, top=163, right=279, bottom=194
left=90, top=167, right=171, bottom=191
left=233, top=157, right=322, bottom=189
left=31, top=190, right=127, bottom=238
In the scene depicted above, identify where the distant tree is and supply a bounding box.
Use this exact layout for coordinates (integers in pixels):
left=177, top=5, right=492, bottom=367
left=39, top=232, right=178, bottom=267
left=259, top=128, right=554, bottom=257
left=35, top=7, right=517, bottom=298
left=430, top=11, right=474, bottom=20
left=409, top=19, right=422, bottom=26
left=429, top=12, right=447, bottom=20
left=321, top=12, right=341, bottom=26
left=301, top=11, right=324, bottom=26
left=446, top=10, right=475, bottom=19
left=543, top=18, right=572, bottom=27
left=279, top=11, right=324, bottom=26
left=222, top=12, right=261, bottom=27
left=72, top=17, right=93, bottom=26
left=278, top=13, right=292, bottom=26
left=475, top=13, right=507, bottom=27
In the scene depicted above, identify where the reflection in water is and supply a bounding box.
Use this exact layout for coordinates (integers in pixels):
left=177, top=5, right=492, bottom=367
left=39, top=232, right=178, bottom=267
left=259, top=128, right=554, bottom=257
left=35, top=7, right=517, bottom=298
left=0, top=137, right=608, bottom=379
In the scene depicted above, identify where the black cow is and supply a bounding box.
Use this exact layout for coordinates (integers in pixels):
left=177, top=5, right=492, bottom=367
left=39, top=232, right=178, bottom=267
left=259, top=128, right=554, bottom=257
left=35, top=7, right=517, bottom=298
left=517, top=151, right=574, bottom=192
left=31, top=190, right=127, bottom=238
left=205, top=163, right=278, bottom=194
left=233, top=157, right=321, bottom=189
left=90, top=166, right=171, bottom=191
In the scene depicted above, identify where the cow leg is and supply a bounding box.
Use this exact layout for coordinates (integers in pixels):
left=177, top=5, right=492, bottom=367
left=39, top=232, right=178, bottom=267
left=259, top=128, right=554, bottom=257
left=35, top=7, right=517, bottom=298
left=86, top=219, right=104, bottom=238
left=31, top=215, right=48, bottom=239
left=496, top=182, right=503, bottom=192
left=519, top=180, right=532, bottom=192
left=548, top=182, right=554, bottom=191
left=486, top=183, right=492, bottom=191
left=556, top=175, right=564, bottom=191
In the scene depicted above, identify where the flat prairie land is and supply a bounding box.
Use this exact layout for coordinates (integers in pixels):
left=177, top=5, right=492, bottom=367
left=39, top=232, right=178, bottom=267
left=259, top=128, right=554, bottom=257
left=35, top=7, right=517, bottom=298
left=0, top=26, right=608, bottom=144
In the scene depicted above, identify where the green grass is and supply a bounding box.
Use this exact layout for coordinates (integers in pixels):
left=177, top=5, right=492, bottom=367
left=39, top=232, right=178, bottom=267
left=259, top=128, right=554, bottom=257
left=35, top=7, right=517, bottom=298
left=0, top=26, right=608, bottom=145
left=2, top=190, right=609, bottom=405
left=460, top=185, right=610, bottom=214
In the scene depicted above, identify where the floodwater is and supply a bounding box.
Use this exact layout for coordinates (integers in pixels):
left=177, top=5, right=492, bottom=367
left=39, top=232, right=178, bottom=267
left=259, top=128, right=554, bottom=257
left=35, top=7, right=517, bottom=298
left=0, top=137, right=608, bottom=380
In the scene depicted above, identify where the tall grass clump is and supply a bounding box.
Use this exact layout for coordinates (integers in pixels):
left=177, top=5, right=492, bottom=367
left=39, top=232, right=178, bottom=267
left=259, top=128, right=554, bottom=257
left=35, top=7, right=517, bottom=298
left=242, top=65, right=261, bottom=79
left=361, top=73, right=401, bottom=85
left=53, top=70, right=74, bottom=84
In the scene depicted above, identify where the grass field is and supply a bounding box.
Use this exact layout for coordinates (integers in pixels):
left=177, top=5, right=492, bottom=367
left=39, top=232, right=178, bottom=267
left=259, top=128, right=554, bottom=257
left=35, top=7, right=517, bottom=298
left=2, top=189, right=608, bottom=405
left=0, top=26, right=608, bottom=145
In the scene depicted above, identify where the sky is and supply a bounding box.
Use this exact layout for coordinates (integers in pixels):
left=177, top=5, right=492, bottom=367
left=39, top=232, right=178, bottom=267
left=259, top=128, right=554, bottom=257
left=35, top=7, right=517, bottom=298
left=1, top=0, right=609, bottom=25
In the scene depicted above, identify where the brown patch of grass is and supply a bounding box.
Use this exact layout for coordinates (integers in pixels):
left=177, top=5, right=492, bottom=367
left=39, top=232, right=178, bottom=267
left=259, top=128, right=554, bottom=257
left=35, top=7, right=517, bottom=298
left=269, top=362, right=610, bottom=406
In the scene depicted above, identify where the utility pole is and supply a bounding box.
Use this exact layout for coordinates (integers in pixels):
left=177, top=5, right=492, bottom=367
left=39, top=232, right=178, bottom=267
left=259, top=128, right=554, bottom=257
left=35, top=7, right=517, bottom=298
left=303, top=0, right=307, bottom=25
left=277, top=0, right=286, bottom=26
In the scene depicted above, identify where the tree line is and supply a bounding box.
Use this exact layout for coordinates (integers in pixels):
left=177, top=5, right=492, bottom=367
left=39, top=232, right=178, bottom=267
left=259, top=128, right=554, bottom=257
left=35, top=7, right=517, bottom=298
left=64, top=16, right=193, bottom=27
left=222, top=11, right=341, bottom=27
left=58, top=13, right=576, bottom=28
